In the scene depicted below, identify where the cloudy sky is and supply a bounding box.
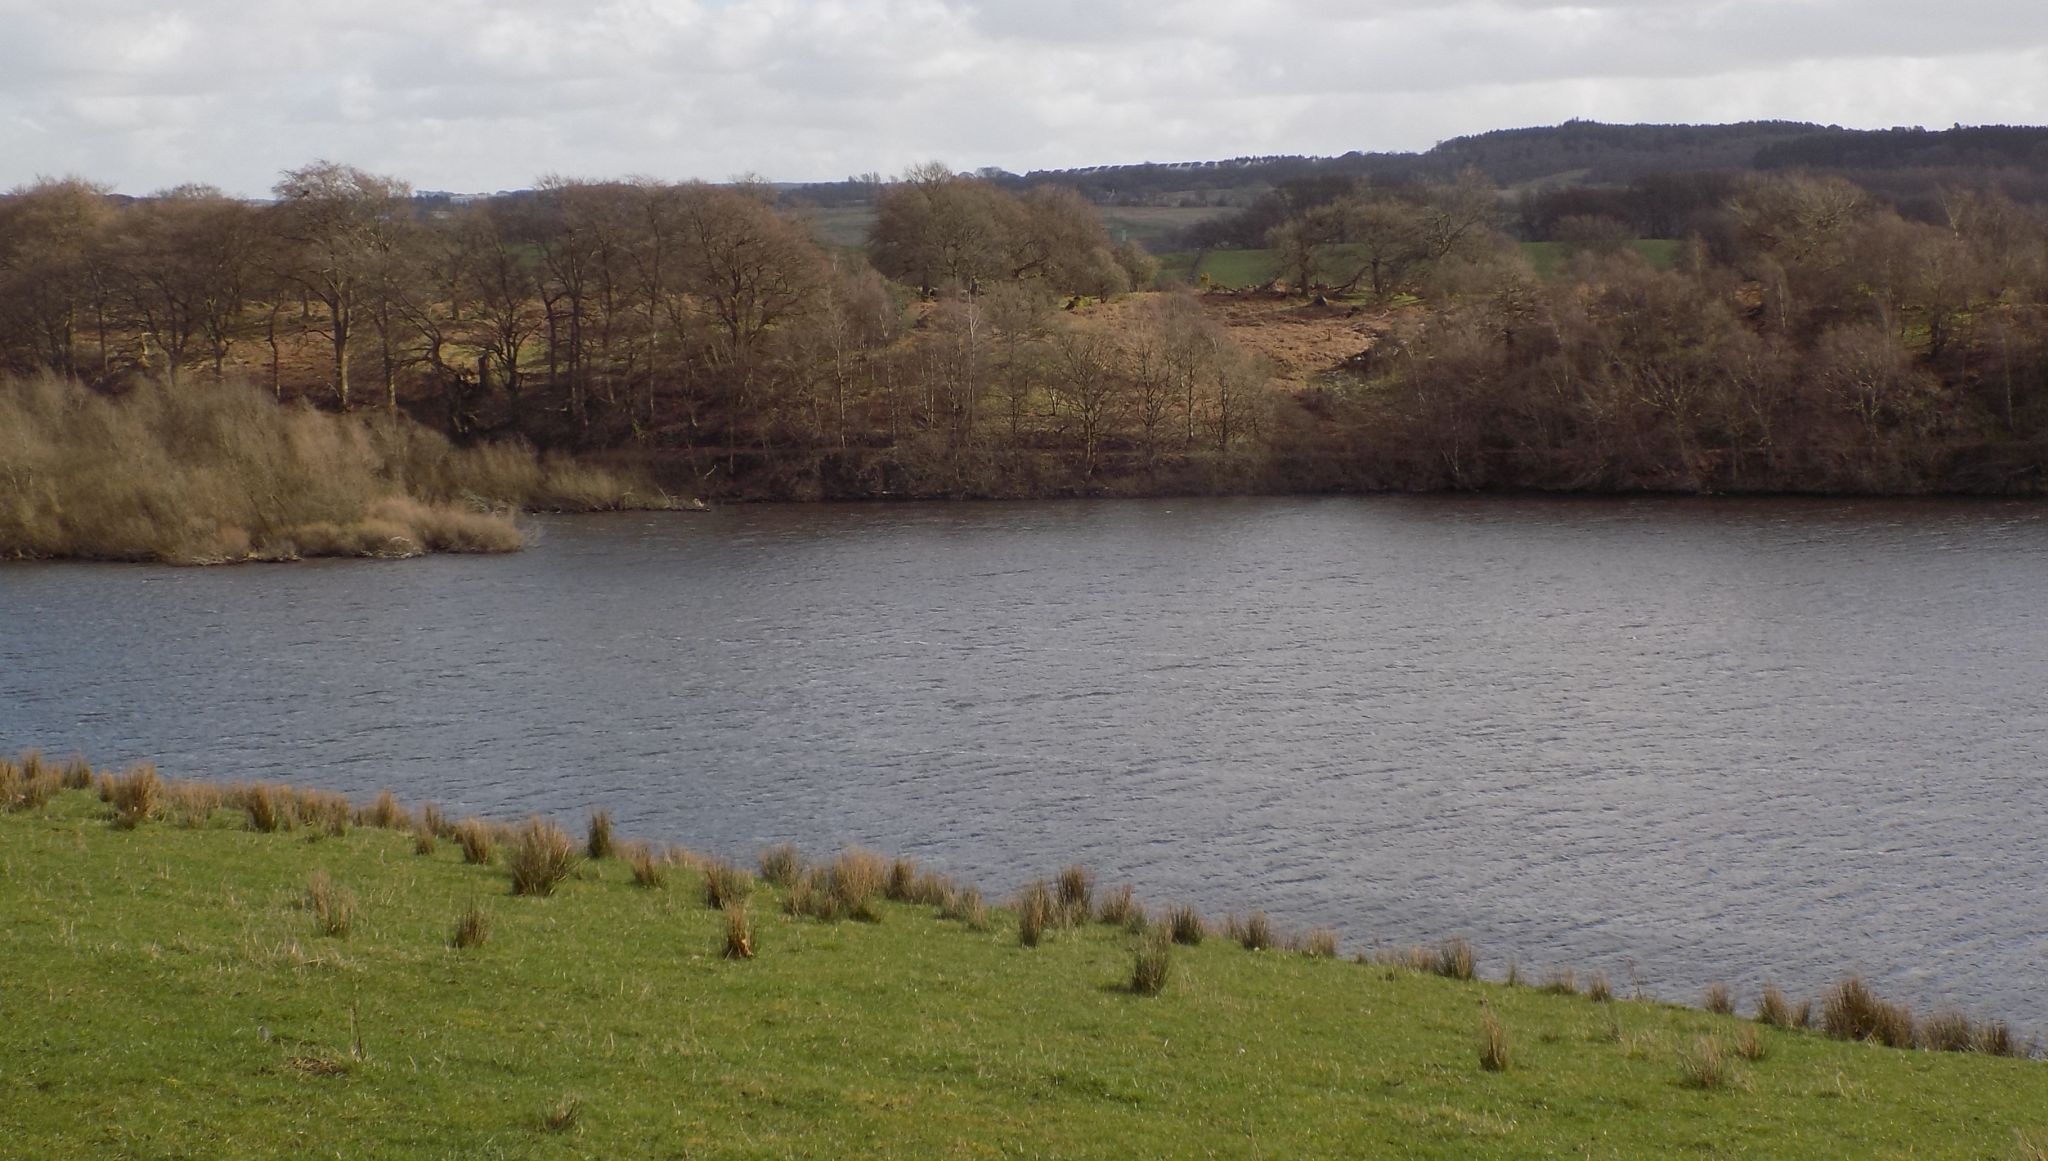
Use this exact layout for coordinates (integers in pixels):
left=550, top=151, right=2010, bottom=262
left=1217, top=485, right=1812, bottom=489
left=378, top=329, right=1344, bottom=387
left=4, top=0, right=2046, bottom=196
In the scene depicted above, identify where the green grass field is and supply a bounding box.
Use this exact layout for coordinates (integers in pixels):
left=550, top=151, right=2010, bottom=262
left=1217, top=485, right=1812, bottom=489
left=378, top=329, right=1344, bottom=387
left=5, top=786, right=2046, bottom=1159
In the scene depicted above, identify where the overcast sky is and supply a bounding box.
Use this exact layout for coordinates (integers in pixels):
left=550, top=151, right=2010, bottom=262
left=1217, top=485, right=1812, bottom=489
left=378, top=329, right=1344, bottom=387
left=4, top=0, right=2046, bottom=196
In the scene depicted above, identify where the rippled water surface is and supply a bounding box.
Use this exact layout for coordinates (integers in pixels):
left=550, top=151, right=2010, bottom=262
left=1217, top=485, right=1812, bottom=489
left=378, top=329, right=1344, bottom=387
left=7, top=497, right=2048, bottom=1024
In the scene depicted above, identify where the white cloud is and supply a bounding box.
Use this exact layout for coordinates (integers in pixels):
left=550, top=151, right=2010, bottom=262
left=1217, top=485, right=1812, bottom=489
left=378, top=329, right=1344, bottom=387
left=0, top=0, right=2042, bottom=195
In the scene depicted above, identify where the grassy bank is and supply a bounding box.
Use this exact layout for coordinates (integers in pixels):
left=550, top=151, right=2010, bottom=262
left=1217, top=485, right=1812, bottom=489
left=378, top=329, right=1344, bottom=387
left=0, top=376, right=670, bottom=564
left=4, top=769, right=2046, bottom=1158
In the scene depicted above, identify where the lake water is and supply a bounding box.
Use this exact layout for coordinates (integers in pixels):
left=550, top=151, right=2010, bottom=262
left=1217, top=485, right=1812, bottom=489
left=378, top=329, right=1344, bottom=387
left=5, top=497, right=2048, bottom=1027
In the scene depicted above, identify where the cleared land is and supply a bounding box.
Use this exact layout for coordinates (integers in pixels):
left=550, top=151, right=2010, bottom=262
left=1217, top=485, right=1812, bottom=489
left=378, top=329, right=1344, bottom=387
left=4, top=785, right=2046, bottom=1159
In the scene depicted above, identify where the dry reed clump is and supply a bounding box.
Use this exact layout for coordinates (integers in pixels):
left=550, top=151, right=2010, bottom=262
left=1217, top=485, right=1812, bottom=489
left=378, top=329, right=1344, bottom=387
left=884, top=857, right=919, bottom=903
left=0, top=758, right=21, bottom=812
left=1822, top=977, right=1917, bottom=1048
left=1096, top=884, right=1139, bottom=928
left=1055, top=865, right=1094, bottom=925
left=110, top=763, right=164, bottom=830
left=1168, top=906, right=1205, bottom=946
left=1300, top=927, right=1340, bottom=960
left=585, top=810, right=614, bottom=860
left=757, top=844, right=803, bottom=888
left=359, top=790, right=410, bottom=832
left=420, top=802, right=449, bottom=839
left=168, top=780, right=223, bottom=828
left=1131, top=927, right=1173, bottom=996
left=1238, top=912, right=1273, bottom=952
left=1017, top=880, right=1055, bottom=948
left=722, top=903, right=756, bottom=960
left=938, top=886, right=988, bottom=930
left=0, top=375, right=546, bottom=564
left=2020, top=1131, right=2048, bottom=1161
left=451, top=901, right=491, bottom=949
left=304, top=870, right=358, bottom=938
left=7, top=752, right=59, bottom=813
left=1478, top=1005, right=1511, bottom=1072
left=1585, top=972, right=1614, bottom=1003
left=1701, top=982, right=1736, bottom=1016
left=454, top=818, right=496, bottom=865
left=506, top=817, right=579, bottom=897
left=1678, top=1036, right=1735, bottom=1088
left=908, top=871, right=955, bottom=908
left=1431, top=937, right=1476, bottom=981
left=622, top=841, right=669, bottom=888
left=827, top=848, right=889, bottom=920
left=1736, top=1024, right=1770, bottom=1062
left=1540, top=968, right=1579, bottom=997
left=702, top=860, right=755, bottom=910
left=59, top=753, right=94, bottom=791
left=1755, top=985, right=1796, bottom=1028
left=785, top=868, right=841, bottom=922
left=412, top=823, right=438, bottom=856
left=241, top=784, right=291, bottom=833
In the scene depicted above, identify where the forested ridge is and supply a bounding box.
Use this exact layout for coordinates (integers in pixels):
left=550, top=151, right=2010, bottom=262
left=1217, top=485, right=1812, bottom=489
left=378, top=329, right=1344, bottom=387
left=4, top=151, right=2048, bottom=501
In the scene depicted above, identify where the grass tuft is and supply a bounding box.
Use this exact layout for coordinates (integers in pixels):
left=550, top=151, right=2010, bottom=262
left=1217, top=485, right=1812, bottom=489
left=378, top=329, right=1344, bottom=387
left=1540, top=968, right=1578, bottom=997
left=585, top=810, right=614, bottom=860
left=538, top=1097, right=582, bottom=1135
left=1735, top=1024, right=1770, bottom=1062
left=361, top=790, right=409, bottom=832
left=938, top=886, right=987, bottom=930
left=1823, top=976, right=1916, bottom=1048
left=1432, top=937, right=1475, bottom=980
left=722, top=903, right=755, bottom=960
left=110, top=763, right=164, bottom=830
left=1055, top=865, right=1094, bottom=924
left=1131, top=927, right=1172, bottom=995
left=623, top=841, right=668, bottom=888
left=1701, top=982, right=1735, bottom=1016
left=1678, top=1036, right=1733, bottom=1089
left=58, top=753, right=94, bottom=791
left=703, top=860, right=755, bottom=910
left=454, top=818, right=495, bottom=865
left=304, top=870, right=357, bottom=938
left=1756, top=984, right=1795, bottom=1028
left=1017, top=880, right=1054, bottom=948
left=1301, top=927, right=1339, bottom=960
left=506, top=817, right=578, bottom=897
left=757, top=843, right=803, bottom=887
left=884, top=857, right=919, bottom=902
left=1478, top=1005, right=1510, bottom=1072
left=1585, top=972, right=1614, bottom=1003
left=1238, top=911, right=1273, bottom=952
left=1168, top=905, right=1204, bottom=946
left=451, top=901, right=490, bottom=949
left=1096, top=884, right=1138, bottom=927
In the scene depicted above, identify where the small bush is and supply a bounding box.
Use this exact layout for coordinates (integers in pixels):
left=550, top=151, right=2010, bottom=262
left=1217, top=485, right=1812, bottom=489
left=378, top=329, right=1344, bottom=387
left=1701, top=982, right=1735, bottom=1016
left=1755, top=985, right=1795, bottom=1027
left=624, top=841, right=668, bottom=888
left=1678, top=1036, right=1732, bottom=1089
left=1301, top=927, right=1340, bottom=960
left=1169, top=906, right=1204, bottom=946
left=1432, top=937, right=1475, bottom=980
left=305, top=871, right=357, bottom=938
left=722, top=903, right=755, bottom=960
left=451, top=901, right=490, bottom=949
left=757, top=843, right=802, bottom=887
left=585, top=809, right=614, bottom=860
left=1132, top=928, right=1172, bottom=995
left=455, top=818, right=495, bottom=865
left=1822, top=976, right=1916, bottom=1048
left=110, top=763, right=164, bottom=830
left=1478, top=1006, right=1510, bottom=1072
left=506, top=817, right=579, bottom=897
left=1055, top=865, right=1094, bottom=923
left=703, top=860, right=754, bottom=910
left=1017, top=880, right=1054, bottom=947
left=1585, top=972, right=1614, bottom=1003
left=1239, top=911, right=1273, bottom=952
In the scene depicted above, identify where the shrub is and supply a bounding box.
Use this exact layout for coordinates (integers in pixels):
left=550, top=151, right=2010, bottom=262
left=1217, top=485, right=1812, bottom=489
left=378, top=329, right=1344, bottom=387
left=451, top=901, right=490, bottom=949
left=722, top=903, right=755, bottom=960
left=1478, top=1006, right=1510, bottom=1072
left=623, top=842, right=668, bottom=888
left=110, top=763, right=164, bottom=830
left=757, top=843, right=802, bottom=888
left=1168, top=906, right=1205, bottom=946
left=1585, top=972, right=1614, bottom=1003
left=1678, top=1037, right=1732, bottom=1089
left=1755, top=985, right=1795, bottom=1027
left=506, top=817, right=579, bottom=897
left=703, top=860, right=754, bottom=910
left=1432, top=937, right=1475, bottom=980
left=1701, top=982, right=1735, bottom=1016
left=1238, top=911, right=1272, bottom=952
left=1132, top=928, right=1172, bottom=995
left=1822, top=977, right=1916, bottom=1048
left=1017, top=880, right=1054, bottom=948
left=305, top=871, right=357, bottom=938
left=585, top=810, right=614, bottom=860
left=455, top=818, right=495, bottom=865
left=1055, top=865, right=1094, bottom=923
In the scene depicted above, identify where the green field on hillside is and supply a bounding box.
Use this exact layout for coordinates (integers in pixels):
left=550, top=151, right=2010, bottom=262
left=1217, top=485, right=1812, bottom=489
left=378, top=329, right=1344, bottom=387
left=5, top=786, right=2045, bottom=1159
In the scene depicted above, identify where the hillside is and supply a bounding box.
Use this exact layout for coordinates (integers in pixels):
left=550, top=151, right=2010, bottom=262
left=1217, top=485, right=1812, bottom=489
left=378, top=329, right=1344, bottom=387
left=4, top=777, right=2046, bottom=1158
